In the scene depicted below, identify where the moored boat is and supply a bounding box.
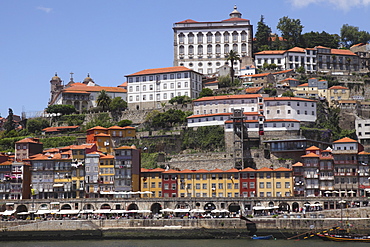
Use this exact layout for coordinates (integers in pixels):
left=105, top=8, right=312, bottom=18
left=251, top=235, right=273, bottom=240
left=317, top=233, right=370, bottom=242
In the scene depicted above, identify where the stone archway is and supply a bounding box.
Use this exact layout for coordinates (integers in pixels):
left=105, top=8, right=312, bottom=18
left=279, top=202, right=290, bottom=212
left=292, top=202, right=299, bottom=212
left=204, top=202, right=216, bottom=211
left=83, top=204, right=95, bottom=210
left=228, top=203, right=240, bottom=213
left=16, top=205, right=28, bottom=213
left=100, top=204, right=111, bottom=210
left=268, top=201, right=275, bottom=207
left=61, top=204, right=72, bottom=210
left=127, top=203, right=139, bottom=211
left=150, top=203, right=162, bottom=214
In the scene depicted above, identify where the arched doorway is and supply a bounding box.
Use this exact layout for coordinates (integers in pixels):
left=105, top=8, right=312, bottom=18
left=292, top=202, right=299, bottom=212
left=100, top=204, right=111, bottom=210
left=83, top=204, right=95, bottom=210
left=150, top=203, right=162, bottom=214
left=279, top=202, right=290, bottom=212
left=268, top=201, right=274, bottom=207
left=39, top=204, right=48, bottom=210
left=127, top=203, right=139, bottom=211
left=16, top=205, right=28, bottom=213
left=228, top=203, right=240, bottom=213
left=204, top=202, right=216, bottom=211
left=61, top=204, right=72, bottom=210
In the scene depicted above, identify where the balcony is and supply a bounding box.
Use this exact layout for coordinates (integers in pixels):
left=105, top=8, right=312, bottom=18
left=305, top=174, right=319, bottom=179
left=306, top=184, right=319, bottom=189
left=319, top=176, right=334, bottom=180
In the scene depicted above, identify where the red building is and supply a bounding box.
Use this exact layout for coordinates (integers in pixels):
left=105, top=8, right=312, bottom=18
left=239, top=167, right=257, bottom=197
left=161, top=169, right=178, bottom=197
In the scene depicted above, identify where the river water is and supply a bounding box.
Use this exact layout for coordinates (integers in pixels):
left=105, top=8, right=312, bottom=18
left=2, top=239, right=370, bottom=247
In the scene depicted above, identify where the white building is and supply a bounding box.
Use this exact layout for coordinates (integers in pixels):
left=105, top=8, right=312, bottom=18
left=356, top=119, right=370, bottom=146
left=254, top=47, right=317, bottom=72
left=125, top=66, right=202, bottom=110
left=173, top=5, right=253, bottom=76
left=264, top=97, right=317, bottom=122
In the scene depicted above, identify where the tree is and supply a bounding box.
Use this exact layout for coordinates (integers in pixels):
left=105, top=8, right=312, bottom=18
left=255, top=15, right=272, bottom=51
left=296, top=66, right=305, bottom=74
left=117, top=119, right=133, bottom=127
left=340, top=24, right=370, bottom=48
left=46, top=104, right=77, bottom=115
left=110, top=97, right=127, bottom=112
left=4, top=108, right=15, bottom=132
left=276, top=16, right=304, bottom=49
left=85, top=113, right=113, bottom=129
left=199, top=88, right=214, bottom=98
left=96, top=90, right=112, bottom=111
left=282, top=90, right=295, bottom=97
left=169, top=95, right=192, bottom=106
left=302, top=31, right=339, bottom=48
left=225, top=50, right=241, bottom=85
left=26, top=118, right=50, bottom=134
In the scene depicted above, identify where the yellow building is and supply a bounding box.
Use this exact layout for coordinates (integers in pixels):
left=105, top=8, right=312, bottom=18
left=326, top=86, right=350, bottom=106
left=140, top=168, right=164, bottom=198
left=175, top=168, right=240, bottom=198
left=256, top=167, right=293, bottom=198
left=98, top=153, right=115, bottom=194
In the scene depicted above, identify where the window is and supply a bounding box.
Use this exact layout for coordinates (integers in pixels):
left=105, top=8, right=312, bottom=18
left=218, top=183, right=223, bottom=189
left=276, top=182, right=281, bottom=188
left=285, top=182, right=290, bottom=188
left=259, top=182, right=264, bottom=188
left=266, top=182, right=271, bottom=188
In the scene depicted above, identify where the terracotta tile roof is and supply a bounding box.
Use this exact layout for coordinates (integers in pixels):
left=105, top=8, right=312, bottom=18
left=359, top=151, right=370, bottom=155
left=210, top=168, right=225, bottom=173
left=43, top=148, right=60, bottom=153
left=302, top=153, right=320, bottom=158
left=263, top=97, right=315, bottom=102
left=306, top=146, right=320, bottom=151
left=255, top=50, right=286, bottom=55
left=316, top=46, right=330, bottom=49
left=107, top=125, right=124, bottom=130
left=281, top=78, right=298, bottom=82
left=94, top=133, right=110, bottom=137
left=176, top=169, right=194, bottom=173
left=331, top=49, right=356, bottom=56
left=256, top=167, right=273, bottom=172
left=122, top=126, right=135, bottom=129
left=298, top=83, right=309, bottom=87
left=287, top=47, right=306, bottom=53
left=222, top=17, right=250, bottom=22
left=329, top=86, right=349, bottom=90
left=126, top=66, right=193, bottom=76
left=225, top=168, right=240, bottom=173
left=240, top=167, right=256, bottom=172
left=42, top=126, right=79, bottom=132
left=351, top=43, right=366, bottom=47
left=292, top=162, right=303, bottom=167
left=62, top=90, right=90, bottom=94
left=204, top=81, right=218, bottom=85
left=338, top=100, right=356, bottom=103
left=87, top=126, right=107, bottom=131
left=175, top=19, right=199, bottom=24
left=193, top=169, right=210, bottom=173
left=162, top=169, right=180, bottom=174
left=118, top=82, right=127, bottom=87
left=246, top=87, right=263, bottom=94
left=275, top=167, right=292, bottom=171
left=0, top=161, right=12, bottom=166
left=272, top=69, right=293, bottom=75
left=115, top=145, right=136, bottom=150
left=333, top=137, right=358, bottom=143
left=63, top=85, right=127, bottom=93
left=100, top=154, right=115, bottom=159
left=16, top=138, right=41, bottom=144
left=242, top=73, right=271, bottom=78
left=193, top=94, right=262, bottom=102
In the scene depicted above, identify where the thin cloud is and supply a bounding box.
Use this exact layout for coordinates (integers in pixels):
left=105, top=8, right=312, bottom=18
left=37, top=6, right=53, bottom=14
left=288, top=0, right=370, bottom=10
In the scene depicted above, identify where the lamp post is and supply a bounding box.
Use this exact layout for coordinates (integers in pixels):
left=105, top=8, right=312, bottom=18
left=339, top=200, right=346, bottom=228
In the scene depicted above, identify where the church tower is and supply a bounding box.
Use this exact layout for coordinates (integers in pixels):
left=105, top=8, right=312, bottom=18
left=49, top=73, right=63, bottom=105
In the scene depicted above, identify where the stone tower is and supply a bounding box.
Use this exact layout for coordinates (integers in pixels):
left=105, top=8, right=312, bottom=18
left=49, top=73, right=63, bottom=105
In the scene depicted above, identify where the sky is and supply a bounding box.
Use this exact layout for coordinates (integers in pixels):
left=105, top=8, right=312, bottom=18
left=0, top=0, right=369, bottom=118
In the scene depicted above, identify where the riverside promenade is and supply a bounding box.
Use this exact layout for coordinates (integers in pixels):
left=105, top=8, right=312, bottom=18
left=1, top=215, right=370, bottom=241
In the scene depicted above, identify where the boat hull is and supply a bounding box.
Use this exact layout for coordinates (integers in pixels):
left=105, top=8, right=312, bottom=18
left=317, top=234, right=370, bottom=242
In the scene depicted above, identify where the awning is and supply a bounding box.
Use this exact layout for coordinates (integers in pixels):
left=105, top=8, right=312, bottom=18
left=137, top=210, right=152, bottom=213
left=53, top=184, right=64, bottom=187
left=2, top=210, right=15, bottom=216
left=17, top=212, right=29, bottom=215
left=80, top=210, right=94, bottom=214
left=324, top=191, right=332, bottom=193
left=5, top=203, right=14, bottom=206
left=173, top=208, right=190, bottom=213
left=160, top=208, right=173, bottom=212
left=50, top=202, right=60, bottom=204
left=56, top=210, right=80, bottom=215
left=252, top=206, right=266, bottom=210
left=110, top=210, right=130, bottom=214
left=190, top=209, right=205, bottom=213
left=94, top=209, right=111, bottom=214
left=35, top=210, right=51, bottom=214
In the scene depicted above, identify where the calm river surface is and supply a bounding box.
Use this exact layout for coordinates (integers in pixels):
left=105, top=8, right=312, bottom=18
left=2, top=239, right=370, bottom=247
